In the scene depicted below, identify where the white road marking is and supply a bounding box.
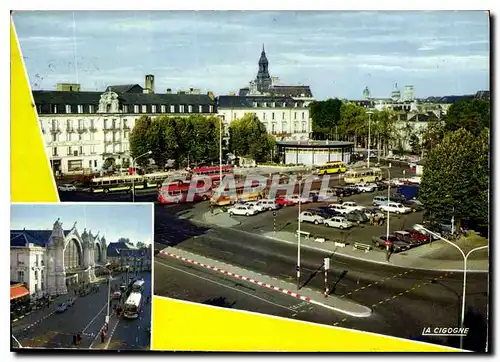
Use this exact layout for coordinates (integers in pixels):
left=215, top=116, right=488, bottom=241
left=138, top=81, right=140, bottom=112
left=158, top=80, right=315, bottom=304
left=82, top=302, right=109, bottom=334
left=156, top=260, right=296, bottom=312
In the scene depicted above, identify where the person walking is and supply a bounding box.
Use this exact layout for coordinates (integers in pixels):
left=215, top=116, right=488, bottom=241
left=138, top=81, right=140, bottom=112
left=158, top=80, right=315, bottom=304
left=373, top=214, right=378, bottom=226
left=379, top=215, right=384, bottom=226
left=369, top=214, right=374, bottom=225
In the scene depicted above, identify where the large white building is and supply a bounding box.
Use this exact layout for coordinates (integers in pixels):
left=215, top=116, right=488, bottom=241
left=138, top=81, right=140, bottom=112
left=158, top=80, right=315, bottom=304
left=10, top=219, right=107, bottom=299
left=33, top=75, right=217, bottom=175
left=217, top=45, right=313, bottom=141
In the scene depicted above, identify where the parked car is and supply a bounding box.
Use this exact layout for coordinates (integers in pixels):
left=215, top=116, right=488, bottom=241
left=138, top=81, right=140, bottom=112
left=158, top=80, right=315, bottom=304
left=375, top=181, right=388, bottom=190
left=372, top=196, right=389, bottom=206
left=344, top=185, right=361, bottom=194
left=331, top=186, right=352, bottom=197
left=275, top=196, right=295, bottom=207
left=112, top=291, right=122, bottom=300
left=307, top=208, right=338, bottom=220
left=315, top=189, right=342, bottom=203
left=328, top=203, right=351, bottom=215
left=341, top=201, right=365, bottom=211
left=289, top=194, right=310, bottom=204
left=413, top=223, right=441, bottom=240
left=298, top=211, right=325, bottom=225
left=324, top=216, right=353, bottom=229
left=260, top=199, right=280, bottom=211
left=245, top=201, right=266, bottom=213
left=403, top=228, right=431, bottom=243
left=58, top=184, right=77, bottom=192
left=55, top=303, right=68, bottom=313
left=227, top=205, right=257, bottom=216
left=315, top=206, right=342, bottom=217
left=380, top=202, right=412, bottom=214
left=371, top=234, right=409, bottom=252
left=354, top=183, right=378, bottom=193
left=402, top=199, right=424, bottom=212
left=345, top=210, right=369, bottom=224
left=394, top=231, right=421, bottom=247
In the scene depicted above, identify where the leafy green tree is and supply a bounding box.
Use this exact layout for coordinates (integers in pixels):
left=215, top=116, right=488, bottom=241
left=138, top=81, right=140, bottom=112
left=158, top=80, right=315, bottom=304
left=310, top=98, right=342, bottom=139
left=444, top=99, right=490, bottom=135
left=229, top=114, right=273, bottom=162
left=129, top=115, right=152, bottom=167
left=339, top=103, right=368, bottom=147
left=371, top=110, right=396, bottom=156
left=419, top=128, right=489, bottom=231
left=421, top=119, right=445, bottom=155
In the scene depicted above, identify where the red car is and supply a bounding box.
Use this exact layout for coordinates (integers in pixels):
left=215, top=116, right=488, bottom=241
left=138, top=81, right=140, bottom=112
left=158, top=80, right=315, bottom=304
left=275, top=196, right=295, bottom=207
left=404, top=229, right=431, bottom=243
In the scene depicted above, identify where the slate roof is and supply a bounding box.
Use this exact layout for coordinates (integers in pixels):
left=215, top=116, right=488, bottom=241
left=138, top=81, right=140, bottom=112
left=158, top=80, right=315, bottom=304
left=106, top=84, right=143, bottom=93
left=276, top=140, right=354, bottom=149
left=421, top=95, right=475, bottom=104
left=269, top=85, right=313, bottom=98
left=10, top=229, right=71, bottom=248
left=218, top=95, right=304, bottom=108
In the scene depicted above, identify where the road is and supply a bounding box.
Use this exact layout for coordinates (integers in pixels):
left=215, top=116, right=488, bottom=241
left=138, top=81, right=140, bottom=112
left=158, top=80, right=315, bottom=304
left=12, top=272, right=152, bottom=350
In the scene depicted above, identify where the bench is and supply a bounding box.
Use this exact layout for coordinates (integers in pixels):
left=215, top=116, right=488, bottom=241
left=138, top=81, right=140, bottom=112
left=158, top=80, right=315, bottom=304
left=296, top=230, right=311, bottom=239
left=353, top=242, right=372, bottom=253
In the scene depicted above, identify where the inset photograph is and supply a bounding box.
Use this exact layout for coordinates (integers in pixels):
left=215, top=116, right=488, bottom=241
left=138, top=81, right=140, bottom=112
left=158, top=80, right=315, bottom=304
left=10, top=203, right=153, bottom=351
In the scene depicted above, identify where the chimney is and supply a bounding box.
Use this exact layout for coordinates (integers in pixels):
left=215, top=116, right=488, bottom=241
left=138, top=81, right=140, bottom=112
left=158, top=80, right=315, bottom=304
left=144, top=74, right=155, bottom=94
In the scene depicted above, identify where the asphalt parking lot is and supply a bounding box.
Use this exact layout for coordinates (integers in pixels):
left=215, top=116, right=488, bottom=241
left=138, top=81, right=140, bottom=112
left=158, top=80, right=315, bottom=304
left=230, top=190, right=426, bottom=247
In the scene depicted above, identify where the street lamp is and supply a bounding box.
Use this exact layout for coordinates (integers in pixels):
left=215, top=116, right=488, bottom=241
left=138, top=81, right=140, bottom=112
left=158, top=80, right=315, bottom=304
left=219, top=117, right=223, bottom=185
left=385, top=166, right=391, bottom=261
left=297, top=174, right=303, bottom=290
left=367, top=111, right=373, bottom=169
left=104, top=263, right=112, bottom=325
left=417, top=226, right=488, bottom=350
left=131, top=151, right=152, bottom=202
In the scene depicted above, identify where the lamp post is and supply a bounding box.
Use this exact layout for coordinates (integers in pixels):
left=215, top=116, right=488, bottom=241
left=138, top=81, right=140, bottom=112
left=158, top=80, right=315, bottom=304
left=417, top=227, right=488, bottom=350
left=219, top=117, right=223, bottom=184
left=131, top=151, right=152, bottom=202
left=297, top=174, right=303, bottom=290
left=104, top=263, right=112, bottom=325
left=367, top=111, right=373, bottom=169
left=385, top=166, right=391, bottom=261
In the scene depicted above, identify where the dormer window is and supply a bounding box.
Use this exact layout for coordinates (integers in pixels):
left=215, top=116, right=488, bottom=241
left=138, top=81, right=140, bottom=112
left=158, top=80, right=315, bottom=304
left=294, top=102, right=298, bottom=108
left=188, top=105, right=193, bottom=113
left=209, top=105, right=213, bottom=113
left=263, top=102, right=267, bottom=108
left=283, top=102, right=286, bottom=107
left=161, top=105, right=166, bottom=113
left=65, top=105, right=71, bottom=114
left=170, top=105, right=175, bottom=113
left=77, top=105, right=83, bottom=114
left=179, top=105, right=185, bottom=113
left=141, top=105, right=147, bottom=113
left=199, top=105, right=203, bottom=113
left=134, top=105, right=139, bottom=113
left=253, top=102, right=257, bottom=107
left=89, top=105, right=94, bottom=113
left=152, top=105, right=157, bottom=113
left=52, top=105, right=58, bottom=113
left=272, top=102, right=276, bottom=108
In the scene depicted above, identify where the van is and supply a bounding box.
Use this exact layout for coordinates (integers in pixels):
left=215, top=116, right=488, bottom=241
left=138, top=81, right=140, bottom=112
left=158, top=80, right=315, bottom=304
left=260, top=199, right=279, bottom=211
left=372, top=196, right=388, bottom=206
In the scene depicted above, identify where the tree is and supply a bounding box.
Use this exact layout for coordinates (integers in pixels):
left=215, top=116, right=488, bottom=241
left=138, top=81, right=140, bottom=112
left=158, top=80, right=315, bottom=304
left=129, top=115, right=152, bottom=167
left=444, top=99, right=490, bottom=135
left=339, top=103, right=368, bottom=147
left=229, top=114, right=272, bottom=162
left=371, top=110, right=396, bottom=157
left=419, top=128, right=489, bottom=232
left=310, top=98, right=342, bottom=139
left=421, top=119, right=445, bottom=155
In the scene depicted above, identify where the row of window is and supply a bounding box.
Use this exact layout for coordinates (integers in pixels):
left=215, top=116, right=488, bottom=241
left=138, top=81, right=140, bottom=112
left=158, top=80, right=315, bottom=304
left=251, top=101, right=304, bottom=108
left=232, top=111, right=306, bottom=121
left=51, top=104, right=215, bottom=114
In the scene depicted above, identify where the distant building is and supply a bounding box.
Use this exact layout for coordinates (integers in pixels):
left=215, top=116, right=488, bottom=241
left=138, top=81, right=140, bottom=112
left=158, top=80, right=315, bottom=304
left=275, top=140, right=355, bottom=166
left=33, top=75, right=217, bottom=175
left=10, top=219, right=107, bottom=299
left=107, top=240, right=151, bottom=272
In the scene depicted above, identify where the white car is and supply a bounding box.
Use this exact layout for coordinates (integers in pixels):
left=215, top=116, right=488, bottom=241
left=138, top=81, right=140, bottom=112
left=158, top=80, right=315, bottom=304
left=260, top=199, right=279, bottom=211
left=341, top=201, right=365, bottom=211
left=245, top=201, right=266, bottom=213
left=328, top=203, right=351, bottom=215
left=298, top=211, right=324, bottom=225
left=380, top=202, right=412, bottom=214
left=324, top=216, right=353, bottom=229
left=58, top=184, right=77, bottom=192
left=290, top=194, right=310, bottom=204
left=355, top=183, right=378, bottom=193
left=227, top=205, right=257, bottom=216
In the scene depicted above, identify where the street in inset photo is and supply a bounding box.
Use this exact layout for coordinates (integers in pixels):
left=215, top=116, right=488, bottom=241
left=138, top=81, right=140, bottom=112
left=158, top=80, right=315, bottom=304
left=10, top=203, right=153, bottom=351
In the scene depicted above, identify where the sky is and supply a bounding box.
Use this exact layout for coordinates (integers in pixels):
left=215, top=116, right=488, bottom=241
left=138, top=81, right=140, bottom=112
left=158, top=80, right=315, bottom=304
left=12, top=11, right=489, bottom=100
left=11, top=203, right=153, bottom=245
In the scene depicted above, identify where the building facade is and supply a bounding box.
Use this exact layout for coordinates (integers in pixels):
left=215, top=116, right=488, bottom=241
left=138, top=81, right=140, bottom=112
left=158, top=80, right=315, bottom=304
left=276, top=140, right=355, bottom=166
left=34, top=75, right=218, bottom=175
left=107, top=240, right=152, bottom=273
left=10, top=219, right=107, bottom=299
left=217, top=96, right=312, bottom=141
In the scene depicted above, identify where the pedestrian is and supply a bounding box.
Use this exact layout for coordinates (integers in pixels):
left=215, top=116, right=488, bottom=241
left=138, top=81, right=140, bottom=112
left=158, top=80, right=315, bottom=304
left=379, top=215, right=384, bottom=226
left=72, top=334, right=77, bottom=346
left=77, top=332, right=82, bottom=346
left=369, top=214, right=374, bottom=225
left=100, top=329, right=105, bottom=343
left=373, top=214, right=378, bottom=226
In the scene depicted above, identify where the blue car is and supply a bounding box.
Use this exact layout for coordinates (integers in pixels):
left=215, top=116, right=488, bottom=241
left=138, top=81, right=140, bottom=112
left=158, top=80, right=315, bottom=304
left=55, top=303, right=68, bottom=313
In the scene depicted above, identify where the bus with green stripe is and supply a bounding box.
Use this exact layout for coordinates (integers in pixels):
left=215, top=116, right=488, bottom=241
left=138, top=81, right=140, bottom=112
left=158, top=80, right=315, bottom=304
left=89, top=172, right=173, bottom=193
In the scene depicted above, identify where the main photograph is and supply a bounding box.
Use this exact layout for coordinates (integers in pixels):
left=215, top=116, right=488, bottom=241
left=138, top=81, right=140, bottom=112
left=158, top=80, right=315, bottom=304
left=12, top=10, right=490, bottom=352
left=11, top=203, right=153, bottom=350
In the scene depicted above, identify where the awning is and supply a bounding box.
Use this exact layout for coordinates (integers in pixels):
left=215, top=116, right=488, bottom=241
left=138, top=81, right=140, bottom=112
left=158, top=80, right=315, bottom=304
left=10, top=285, right=29, bottom=300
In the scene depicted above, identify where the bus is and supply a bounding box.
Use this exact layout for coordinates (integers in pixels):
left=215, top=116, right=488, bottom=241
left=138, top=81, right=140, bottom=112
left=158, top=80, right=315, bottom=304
left=210, top=182, right=266, bottom=206
left=123, top=292, right=142, bottom=319
left=343, top=167, right=383, bottom=184
left=90, top=172, right=171, bottom=193
left=315, top=161, right=347, bottom=175
left=158, top=180, right=213, bottom=204
left=192, top=165, right=233, bottom=182
left=131, top=280, right=145, bottom=293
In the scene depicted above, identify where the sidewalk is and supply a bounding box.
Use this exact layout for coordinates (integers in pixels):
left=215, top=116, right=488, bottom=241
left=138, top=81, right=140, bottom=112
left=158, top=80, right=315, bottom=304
left=202, top=209, right=241, bottom=227
left=261, top=231, right=488, bottom=273
left=160, top=247, right=372, bottom=318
